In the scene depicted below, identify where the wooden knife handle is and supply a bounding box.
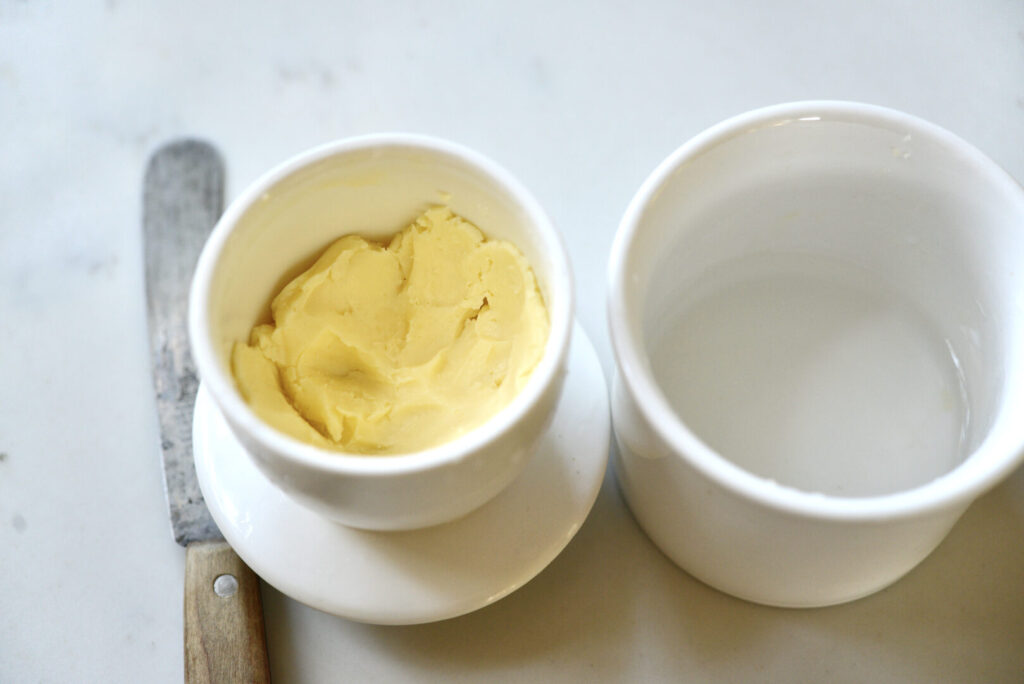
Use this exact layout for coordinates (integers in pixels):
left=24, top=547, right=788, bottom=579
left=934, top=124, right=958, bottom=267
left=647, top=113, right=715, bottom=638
left=185, top=540, right=271, bottom=683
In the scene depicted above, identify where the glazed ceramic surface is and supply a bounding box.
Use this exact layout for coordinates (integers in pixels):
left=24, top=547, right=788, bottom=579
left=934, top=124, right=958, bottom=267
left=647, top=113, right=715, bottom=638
left=608, top=101, right=1024, bottom=606
left=189, top=135, right=574, bottom=530
left=194, top=323, right=608, bottom=624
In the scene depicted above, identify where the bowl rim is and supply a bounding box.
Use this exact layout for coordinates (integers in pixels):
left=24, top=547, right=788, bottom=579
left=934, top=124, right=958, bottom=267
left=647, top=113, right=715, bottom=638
left=607, top=100, right=1024, bottom=521
left=189, top=132, right=574, bottom=477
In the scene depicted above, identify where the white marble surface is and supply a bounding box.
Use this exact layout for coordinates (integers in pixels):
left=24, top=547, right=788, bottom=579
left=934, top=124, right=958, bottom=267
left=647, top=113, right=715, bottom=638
left=2, top=1, right=1023, bottom=682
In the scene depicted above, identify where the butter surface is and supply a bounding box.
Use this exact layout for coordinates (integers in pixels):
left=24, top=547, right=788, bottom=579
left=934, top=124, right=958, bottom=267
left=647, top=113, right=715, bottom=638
left=232, top=207, right=549, bottom=454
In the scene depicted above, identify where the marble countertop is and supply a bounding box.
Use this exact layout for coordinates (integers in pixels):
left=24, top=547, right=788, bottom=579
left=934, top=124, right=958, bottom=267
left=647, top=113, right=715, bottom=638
left=2, top=1, right=1023, bottom=681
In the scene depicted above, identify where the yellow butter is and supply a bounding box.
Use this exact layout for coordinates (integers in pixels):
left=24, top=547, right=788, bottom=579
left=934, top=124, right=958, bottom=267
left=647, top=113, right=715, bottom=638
left=231, top=207, right=549, bottom=455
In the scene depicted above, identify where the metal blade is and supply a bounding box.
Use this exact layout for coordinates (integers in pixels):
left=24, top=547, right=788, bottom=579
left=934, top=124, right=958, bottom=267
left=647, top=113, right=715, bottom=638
left=144, top=139, right=225, bottom=546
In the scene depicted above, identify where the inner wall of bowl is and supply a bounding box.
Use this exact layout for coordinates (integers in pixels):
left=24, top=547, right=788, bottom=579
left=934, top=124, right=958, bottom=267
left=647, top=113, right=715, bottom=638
left=206, top=143, right=566, bottom=386
left=631, top=116, right=1019, bottom=497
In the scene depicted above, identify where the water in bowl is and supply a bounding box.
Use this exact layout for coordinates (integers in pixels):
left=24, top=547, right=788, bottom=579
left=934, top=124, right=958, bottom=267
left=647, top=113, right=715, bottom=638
left=650, top=255, right=970, bottom=497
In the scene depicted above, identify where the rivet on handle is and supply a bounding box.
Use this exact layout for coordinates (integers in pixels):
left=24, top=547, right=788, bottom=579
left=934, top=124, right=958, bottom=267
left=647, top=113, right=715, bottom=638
left=213, top=573, right=239, bottom=598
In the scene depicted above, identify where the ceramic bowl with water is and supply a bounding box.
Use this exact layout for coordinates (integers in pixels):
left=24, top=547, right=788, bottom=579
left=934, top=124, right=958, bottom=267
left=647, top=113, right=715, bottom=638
left=609, top=101, right=1024, bottom=606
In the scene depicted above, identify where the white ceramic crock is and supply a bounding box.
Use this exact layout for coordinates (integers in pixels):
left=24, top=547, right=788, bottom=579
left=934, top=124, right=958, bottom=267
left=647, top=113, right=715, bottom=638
left=608, top=102, right=1024, bottom=607
left=190, top=134, right=573, bottom=531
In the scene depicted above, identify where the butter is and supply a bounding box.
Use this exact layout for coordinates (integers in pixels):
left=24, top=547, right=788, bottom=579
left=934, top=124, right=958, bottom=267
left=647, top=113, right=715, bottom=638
left=231, top=207, right=549, bottom=455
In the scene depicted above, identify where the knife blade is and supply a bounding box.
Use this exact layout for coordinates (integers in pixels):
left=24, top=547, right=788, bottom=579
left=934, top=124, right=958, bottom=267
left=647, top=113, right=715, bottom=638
left=144, top=139, right=271, bottom=684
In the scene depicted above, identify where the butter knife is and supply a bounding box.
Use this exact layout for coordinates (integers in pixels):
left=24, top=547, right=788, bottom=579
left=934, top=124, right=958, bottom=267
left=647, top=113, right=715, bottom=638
left=144, top=139, right=271, bottom=684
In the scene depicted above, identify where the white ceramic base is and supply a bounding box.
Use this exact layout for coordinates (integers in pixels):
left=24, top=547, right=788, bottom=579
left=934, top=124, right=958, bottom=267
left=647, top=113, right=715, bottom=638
left=193, top=322, right=609, bottom=625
